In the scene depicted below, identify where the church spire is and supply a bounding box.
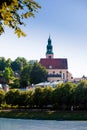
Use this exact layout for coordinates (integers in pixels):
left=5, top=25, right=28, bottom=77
left=48, top=35, right=51, bottom=44
left=46, top=36, right=54, bottom=59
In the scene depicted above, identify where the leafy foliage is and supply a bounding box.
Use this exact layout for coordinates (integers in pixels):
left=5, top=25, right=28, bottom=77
left=0, top=57, right=6, bottom=71
left=12, top=78, right=20, bottom=88
left=5, top=89, right=20, bottom=105
left=0, top=89, right=5, bottom=105
left=11, top=57, right=28, bottom=73
left=33, top=87, right=44, bottom=108
left=1, top=80, right=87, bottom=110
left=52, top=82, right=76, bottom=110
left=0, top=57, right=48, bottom=87
left=3, top=67, right=14, bottom=84
left=20, top=65, right=32, bottom=87
left=74, top=80, right=87, bottom=109
left=42, top=86, right=53, bottom=106
left=0, top=0, right=41, bottom=37
left=30, top=63, right=48, bottom=84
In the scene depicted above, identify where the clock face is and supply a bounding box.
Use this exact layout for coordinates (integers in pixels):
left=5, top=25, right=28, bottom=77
left=49, top=65, right=52, bottom=69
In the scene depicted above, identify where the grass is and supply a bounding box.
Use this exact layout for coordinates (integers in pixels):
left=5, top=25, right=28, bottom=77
left=0, top=110, right=87, bottom=120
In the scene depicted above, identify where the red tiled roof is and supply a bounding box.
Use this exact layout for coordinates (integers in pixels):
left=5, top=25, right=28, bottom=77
left=39, top=58, right=68, bottom=69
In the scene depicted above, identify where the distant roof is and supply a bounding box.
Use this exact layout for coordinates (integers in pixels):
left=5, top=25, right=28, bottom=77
left=39, top=58, right=68, bottom=69
left=35, top=81, right=63, bottom=87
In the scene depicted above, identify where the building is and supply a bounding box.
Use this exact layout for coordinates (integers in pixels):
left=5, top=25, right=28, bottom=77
left=39, top=36, right=72, bottom=82
left=29, top=60, right=38, bottom=65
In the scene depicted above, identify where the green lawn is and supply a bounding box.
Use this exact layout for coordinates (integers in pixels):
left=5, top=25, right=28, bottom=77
left=0, top=110, right=87, bottom=120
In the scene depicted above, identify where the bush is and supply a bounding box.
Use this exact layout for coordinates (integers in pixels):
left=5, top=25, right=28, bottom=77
left=0, top=89, right=5, bottom=105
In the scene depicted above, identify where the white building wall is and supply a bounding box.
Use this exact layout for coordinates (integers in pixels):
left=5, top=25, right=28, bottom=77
left=47, top=69, right=68, bottom=81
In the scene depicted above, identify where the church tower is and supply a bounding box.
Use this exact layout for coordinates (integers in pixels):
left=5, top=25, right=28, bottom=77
left=39, top=36, right=72, bottom=82
left=46, top=36, right=54, bottom=59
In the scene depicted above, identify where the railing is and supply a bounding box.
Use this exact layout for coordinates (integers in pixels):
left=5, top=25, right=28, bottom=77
left=48, top=74, right=61, bottom=77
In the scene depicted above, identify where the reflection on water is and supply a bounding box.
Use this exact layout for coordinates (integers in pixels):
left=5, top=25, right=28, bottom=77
left=0, top=118, right=87, bottom=130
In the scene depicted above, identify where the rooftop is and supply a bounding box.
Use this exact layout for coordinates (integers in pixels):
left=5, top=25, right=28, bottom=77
left=39, top=58, right=68, bottom=69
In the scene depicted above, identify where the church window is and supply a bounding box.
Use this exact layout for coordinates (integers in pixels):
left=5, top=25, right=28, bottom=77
left=63, top=73, right=65, bottom=79
left=49, top=56, right=52, bottom=59
left=53, top=71, right=55, bottom=74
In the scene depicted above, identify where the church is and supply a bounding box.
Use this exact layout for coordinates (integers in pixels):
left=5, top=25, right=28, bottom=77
left=39, top=36, right=72, bottom=82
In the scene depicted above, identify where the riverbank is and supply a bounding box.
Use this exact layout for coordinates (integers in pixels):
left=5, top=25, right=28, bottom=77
left=0, top=109, right=87, bottom=120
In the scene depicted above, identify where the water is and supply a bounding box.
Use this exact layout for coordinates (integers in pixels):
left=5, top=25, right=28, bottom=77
left=0, top=118, right=87, bottom=130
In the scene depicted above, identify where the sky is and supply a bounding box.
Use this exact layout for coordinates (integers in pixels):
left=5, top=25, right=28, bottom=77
left=0, top=0, right=87, bottom=78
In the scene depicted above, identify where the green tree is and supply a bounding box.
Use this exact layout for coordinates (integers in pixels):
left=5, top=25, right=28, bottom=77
left=20, top=65, right=32, bottom=87
left=30, top=63, right=48, bottom=84
left=17, top=91, right=29, bottom=107
left=11, top=57, right=28, bottom=73
left=6, top=58, right=12, bottom=68
left=0, top=57, right=6, bottom=71
left=42, top=86, right=53, bottom=107
left=0, top=0, right=41, bottom=37
left=74, top=80, right=87, bottom=110
left=3, top=67, right=14, bottom=84
left=27, top=89, right=34, bottom=108
left=0, top=89, right=5, bottom=105
left=52, top=83, right=63, bottom=109
left=33, top=87, right=44, bottom=108
left=5, top=89, right=20, bottom=106
left=12, top=78, right=20, bottom=88
left=52, top=82, right=75, bottom=110
left=61, top=82, right=75, bottom=109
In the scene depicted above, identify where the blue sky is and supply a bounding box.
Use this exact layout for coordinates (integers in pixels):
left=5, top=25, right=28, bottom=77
left=0, top=0, right=87, bottom=77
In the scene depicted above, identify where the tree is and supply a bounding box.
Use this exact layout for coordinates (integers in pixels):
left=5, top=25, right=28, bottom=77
left=6, top=58, right=12, bottom=68
left=20, top=65, right=32, bottom=87
left=0, top=89, right=5, bottom=105
left=17, top=91, right=29, bottom=107
left=11, top=57, right=28, bottom=73
left=60, top=82, right=75, bottom=109
left=33, top=87, right=44, bottom=108
left=12, top=78, right=20, bottom=88
left=27, top=89, right=34, bottom=108
left=30, top=63, right=48, bottom=84
left=0, top=0, right=41, bottom=37
left=0, top=57, right=6, bottom=71
left=74, top=80, right=87, bottom=110
left=52, top=83, right=64, bottom=109
left=5, top=89, right=21, bottom=106
left=42, top=86, right=53, bottom=107
left=52, top=82, right=75, bottom=110
left=3, top=67, right=14, bottom=84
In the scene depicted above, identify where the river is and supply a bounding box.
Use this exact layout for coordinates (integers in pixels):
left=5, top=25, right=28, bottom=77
left=0, top=118, right=87, bottom=130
